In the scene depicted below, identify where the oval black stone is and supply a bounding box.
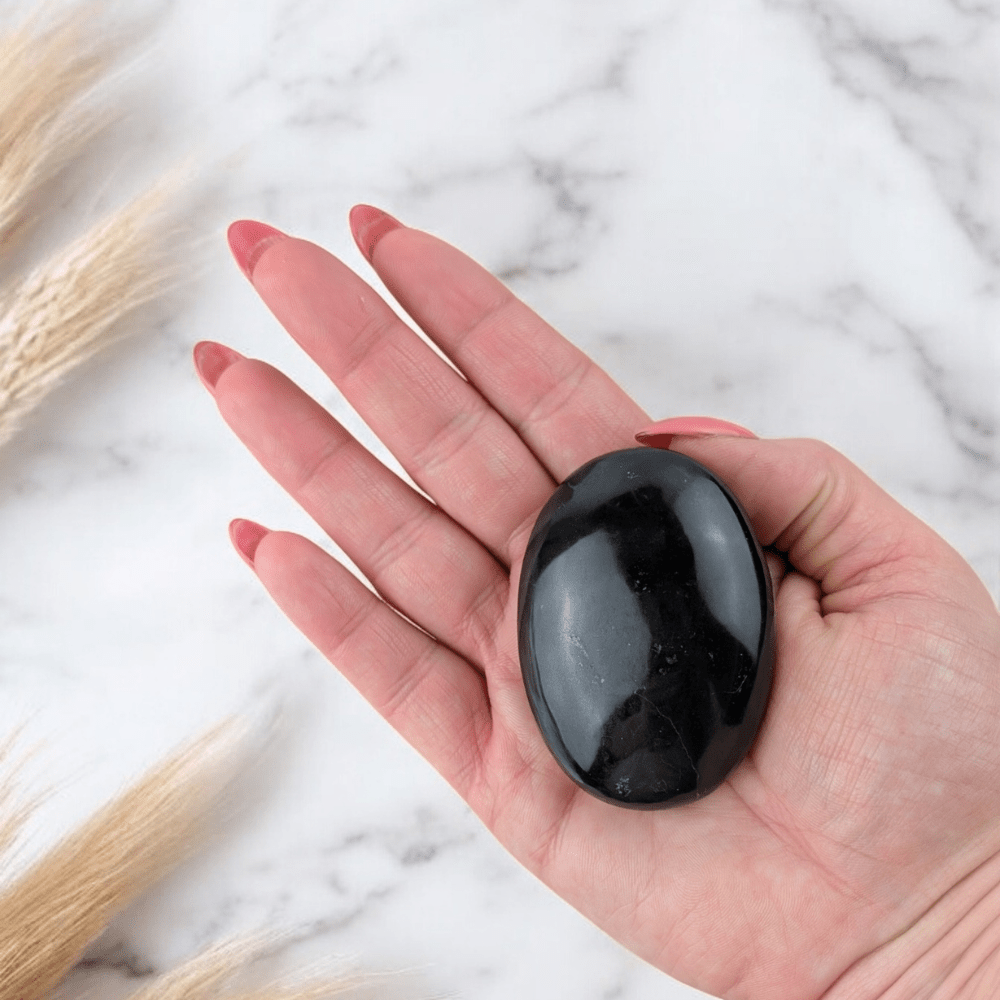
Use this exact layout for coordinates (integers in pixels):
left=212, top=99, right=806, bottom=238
left=517, top=447, right=774, bottom=809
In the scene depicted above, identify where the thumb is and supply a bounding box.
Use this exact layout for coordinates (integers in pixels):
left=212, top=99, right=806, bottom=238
left=635, top=417, right=988, bottom=618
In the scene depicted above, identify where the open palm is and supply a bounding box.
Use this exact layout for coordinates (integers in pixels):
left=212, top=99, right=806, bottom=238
left=195, top=211, right=1000, bottom=1000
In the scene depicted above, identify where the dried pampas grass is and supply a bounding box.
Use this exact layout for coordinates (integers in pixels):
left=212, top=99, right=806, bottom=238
left=0, top=2, right=393, bottom=999
left=0, top=162, right=192, bottom=450
left=0, top=0, right=196, bottom=452
left=0, top=718, right=251, bottom=1000
left=122, top=935, right=369, bottom=1000
left=0, top=0, right=121, bottom=250
left=0, top=718, right=377, bottom=1000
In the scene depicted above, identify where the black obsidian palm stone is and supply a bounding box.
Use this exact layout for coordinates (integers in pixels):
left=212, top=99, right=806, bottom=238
left=517, top=447, right=774, bottom=809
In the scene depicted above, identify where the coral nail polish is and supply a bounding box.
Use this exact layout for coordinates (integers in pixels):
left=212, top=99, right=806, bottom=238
left=193, top=341, right=244, bottom=391
left=635, top=416, right=757, bottom=450
left=227, top=220, right=286, bottom=279
left=229, top=518, right=269, bottom=569
left=349, top=204, right=403, bottom=262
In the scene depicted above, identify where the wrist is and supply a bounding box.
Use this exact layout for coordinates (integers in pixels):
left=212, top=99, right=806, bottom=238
left=823, top=849, right=1000, bottom=1000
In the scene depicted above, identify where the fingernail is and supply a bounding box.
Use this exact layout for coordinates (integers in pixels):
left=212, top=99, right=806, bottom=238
left=349, top=204, right=403, bottom=263
left=193, top=341, right=244, bottom=392
left=227, top=220, right=287, bottom=279
left=635, top=416, right=757, bottom=449
left=229, top=518, right=269, bottom=569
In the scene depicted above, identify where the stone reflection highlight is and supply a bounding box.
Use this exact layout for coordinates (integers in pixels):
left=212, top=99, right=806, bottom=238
left=531, top=529, right=652, bottom=772
left=517, top=447, right=775, bottom=809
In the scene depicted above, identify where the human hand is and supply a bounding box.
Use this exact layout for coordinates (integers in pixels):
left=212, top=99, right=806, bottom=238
left=193, top=209, right=1000, bottom=1000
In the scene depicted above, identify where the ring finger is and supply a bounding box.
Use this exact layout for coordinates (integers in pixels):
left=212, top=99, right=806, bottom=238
left=200, top=349, right=509, bottom=670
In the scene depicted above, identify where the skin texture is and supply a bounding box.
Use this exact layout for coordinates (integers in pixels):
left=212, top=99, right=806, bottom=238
left=196, top=216, right=1000, bottom=1000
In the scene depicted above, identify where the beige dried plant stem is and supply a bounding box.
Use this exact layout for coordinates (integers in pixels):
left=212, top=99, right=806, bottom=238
left=0, top=717, right=254, bottom=1000
left=125, top=935, right=371, bottom=1000
left=0, top=161, right=193, bottom=451
left=0, top=718, right=384, bottom=1000
left=0, top=5, right=390, bottom=999
left=0, top=0, right=122, bottom=254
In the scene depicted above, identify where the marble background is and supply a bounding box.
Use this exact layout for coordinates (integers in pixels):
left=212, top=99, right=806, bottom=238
left=1, top=0, right=998, bottom=998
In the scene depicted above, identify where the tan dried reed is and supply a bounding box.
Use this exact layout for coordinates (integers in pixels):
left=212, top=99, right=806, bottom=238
left=0, top=719, right=381, bottom=1000
left=0, top=718, right=253, bottom=1000
left=0, top=721, right=258, bottom=1000
left=0, top=4, right=394, bottom=999
left=0, top=0, right=122, bottom=253
left=0, top=160, right=193, bottom=451
left=125, top=935, right=371, bottom=1000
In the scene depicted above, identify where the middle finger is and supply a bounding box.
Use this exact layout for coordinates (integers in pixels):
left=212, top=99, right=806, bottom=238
left=211, top=354, right=509, bottom=670
left=247, top=233, right=555, bottom=566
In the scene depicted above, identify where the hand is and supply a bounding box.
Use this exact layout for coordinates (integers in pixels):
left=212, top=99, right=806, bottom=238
left=194, top=209, right=1000, bottom=1000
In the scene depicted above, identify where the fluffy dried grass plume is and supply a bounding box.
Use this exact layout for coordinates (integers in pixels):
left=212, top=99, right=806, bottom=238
left=0, top=0, right=122, bottom=250
left=0, top=3, right=393, bottom=999
left=0, top=719, right=376, bottom=1000
left=124, top=935, right=370, bottom=1000
left=0, top=0, right=199, bottom=451
left=0, top=160, right=196, bottom=446
left=0, top=162, right=193, bottom=450
left=0, top=718, right=247, bottom=1000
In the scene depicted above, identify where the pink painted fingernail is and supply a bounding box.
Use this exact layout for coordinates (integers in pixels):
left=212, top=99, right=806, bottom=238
left=193, top=340, right=245, bottom=392
left=349, top=204, right=403, bottom=263
left=227, top=220, right=287, bottom=279
left=635, top=416, right=757, bottom=449
left=229, top=518, right=270, bottom=569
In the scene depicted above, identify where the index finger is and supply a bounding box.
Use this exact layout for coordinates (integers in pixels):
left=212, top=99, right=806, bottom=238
left=350, top=206, right=650, bottom=483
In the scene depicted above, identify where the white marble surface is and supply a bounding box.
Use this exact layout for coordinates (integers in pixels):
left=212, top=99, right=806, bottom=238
left=1, top=0, right=998, bottom=998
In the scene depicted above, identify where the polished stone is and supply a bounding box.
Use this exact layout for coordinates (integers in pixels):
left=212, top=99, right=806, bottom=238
left=517, top=447, right=775, bottom=809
